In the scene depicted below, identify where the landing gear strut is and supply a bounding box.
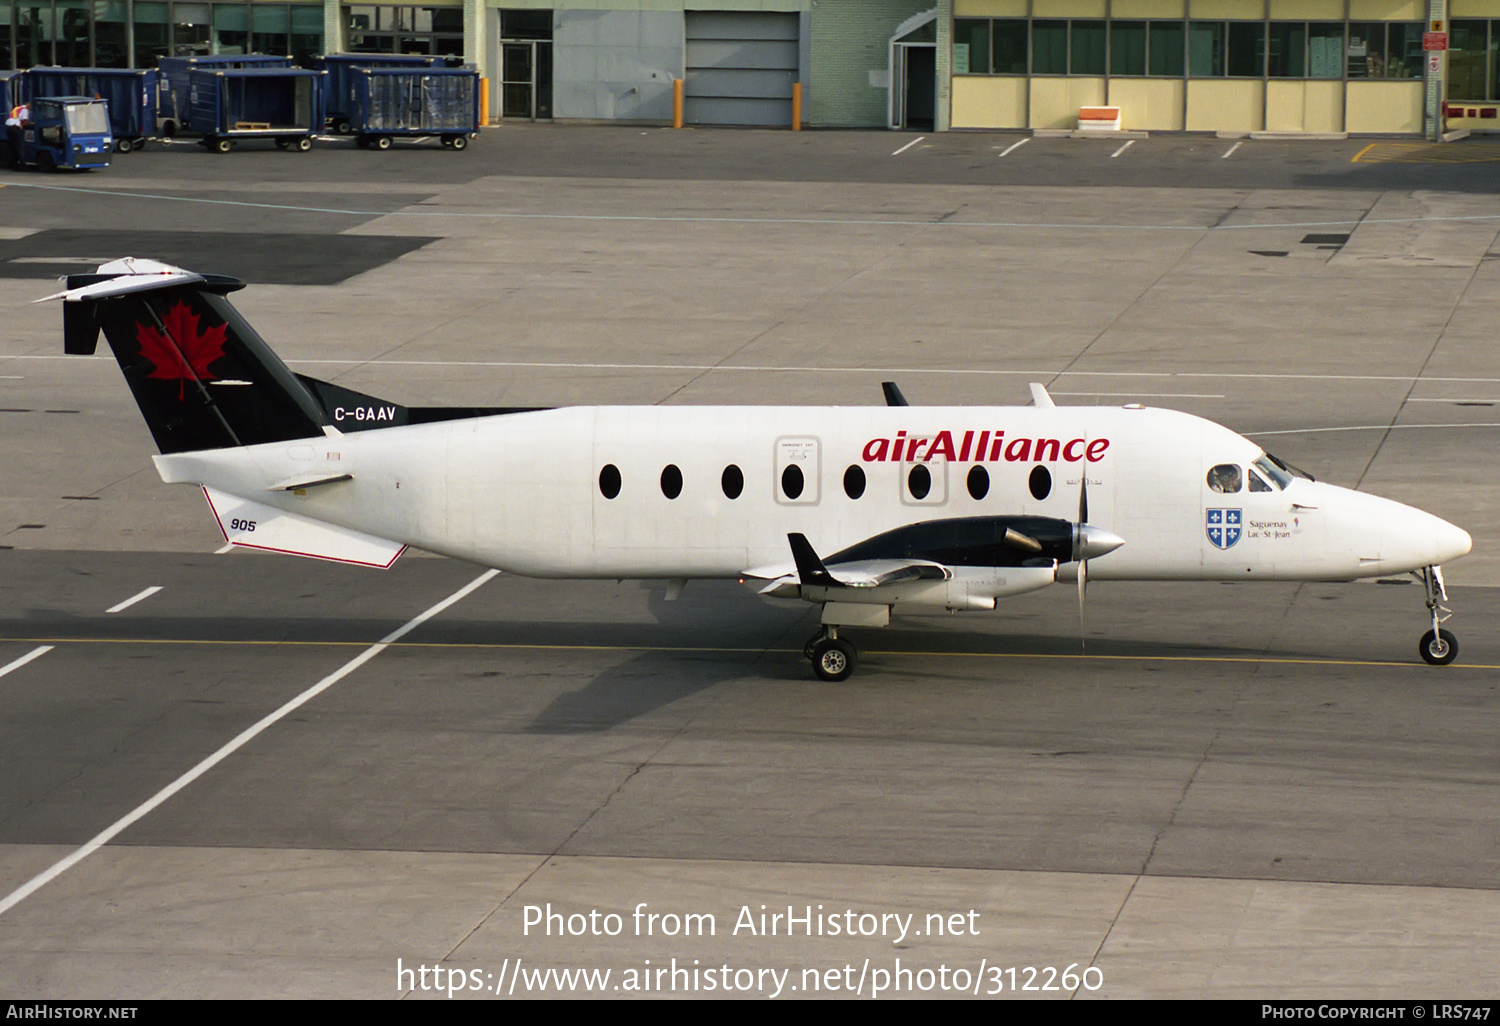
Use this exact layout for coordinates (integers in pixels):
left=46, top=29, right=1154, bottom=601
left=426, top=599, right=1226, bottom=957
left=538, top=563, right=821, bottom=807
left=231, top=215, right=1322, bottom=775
left=1416, top=565, right=1458, bottom=666
left=805, top=626, right=858, bottom=682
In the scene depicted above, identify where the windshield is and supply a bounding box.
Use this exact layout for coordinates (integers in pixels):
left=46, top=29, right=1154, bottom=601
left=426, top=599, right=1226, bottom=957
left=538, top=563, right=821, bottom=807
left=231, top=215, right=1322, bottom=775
left=1254, top=455, right=1293, bottom=489
left=64, top=103, right=110, bottom=136
left=1260, top=451, right=1314, bottom=483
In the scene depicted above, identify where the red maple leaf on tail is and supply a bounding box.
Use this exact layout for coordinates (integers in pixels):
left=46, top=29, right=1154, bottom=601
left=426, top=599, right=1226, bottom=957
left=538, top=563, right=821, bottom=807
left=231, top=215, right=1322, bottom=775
left=136, top=301, right=229, bottom=401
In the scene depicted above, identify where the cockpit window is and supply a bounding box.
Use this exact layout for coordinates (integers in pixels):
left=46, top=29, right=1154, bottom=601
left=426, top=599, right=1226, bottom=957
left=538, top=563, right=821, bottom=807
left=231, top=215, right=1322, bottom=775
left=1253, top=455, right=1293, bottom=490
left=1207, top=464, right=1242, bottom=493
left=1248, top=468, right=1273, bottom=492
left=1261, top=451, right=1312, bottom=483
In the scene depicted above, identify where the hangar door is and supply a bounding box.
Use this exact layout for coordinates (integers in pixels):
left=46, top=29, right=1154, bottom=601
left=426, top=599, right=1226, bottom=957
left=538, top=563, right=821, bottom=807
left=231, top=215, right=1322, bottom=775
left=684, top=11, right=799, bottom=127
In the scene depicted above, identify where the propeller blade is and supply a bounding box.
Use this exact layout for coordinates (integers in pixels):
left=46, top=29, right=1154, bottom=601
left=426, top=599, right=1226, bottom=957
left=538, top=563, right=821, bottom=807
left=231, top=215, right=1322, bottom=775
left=1079, top=468, right=1089, bottom=525
left=1078, top=557, right=1088, bottom=650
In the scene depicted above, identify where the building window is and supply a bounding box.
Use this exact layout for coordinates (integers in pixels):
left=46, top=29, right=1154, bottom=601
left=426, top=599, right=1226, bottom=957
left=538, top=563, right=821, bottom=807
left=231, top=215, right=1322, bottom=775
left=1071, top=20, right=1106, bottom=75
left=1149, top=22, right=1185, bottom=76
left=1111, top=21, right=1146, bottom=76
left=348, top=4, right=463, bottom=56
left=1348, top=22, right=1421, bottom=80
left=954, top=17, right=989, bottom=73
left=1449, top=21, right=1490, bottom=99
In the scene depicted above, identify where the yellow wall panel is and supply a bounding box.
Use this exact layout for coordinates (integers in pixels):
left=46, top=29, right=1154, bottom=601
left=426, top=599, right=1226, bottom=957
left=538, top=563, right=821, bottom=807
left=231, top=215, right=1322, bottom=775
left=1345, top=79, right=1423, bottom=132
left=954, top=0, right=1028, bottom=15
left=1348, top=0, right=1423, bottom=18
left=1185, top=79, right=1264, bottom=131
left=1029, top=76, right=1107, bottom=128
left=1266, top=80, right=1306, bottom=131
left=1269, top=0, right=1342, bottom=18
left=1113, top=0, right=1185, bottom=16
left=1304, top=79, right=1343, bottom=132
left=1031, top=0, right=1108, bottom=18
left=1187, top=0, right=1265, bottom=19
left=1450, top=0, right=1500, bottom=16
left=952, top=76, right=1029, bottom=128
left=1108, top=78, right=1185, bottom=130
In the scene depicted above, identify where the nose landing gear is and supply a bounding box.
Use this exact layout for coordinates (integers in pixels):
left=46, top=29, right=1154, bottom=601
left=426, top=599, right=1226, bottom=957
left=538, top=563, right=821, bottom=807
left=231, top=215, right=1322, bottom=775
left=1416, top=565, right=1458, bottom=666
left=805, top=626, right=858, bottom=682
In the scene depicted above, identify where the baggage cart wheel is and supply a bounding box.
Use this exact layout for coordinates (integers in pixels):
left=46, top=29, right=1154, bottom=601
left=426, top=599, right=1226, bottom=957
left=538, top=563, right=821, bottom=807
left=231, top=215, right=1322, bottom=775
left=449, top=134, right=468, bottom=151
left=293, top=136, right=312, bottom=152
left=275, top=138, right=290, bottom=150
left=334, top=119, right=351, bottom=135
left=115, top=139, right=131, bottom=153
left=210, top=137, right=233, bottom=154
left=162, top=120, right=177, bottom=137
left=373, top=135, right=391, bottom=150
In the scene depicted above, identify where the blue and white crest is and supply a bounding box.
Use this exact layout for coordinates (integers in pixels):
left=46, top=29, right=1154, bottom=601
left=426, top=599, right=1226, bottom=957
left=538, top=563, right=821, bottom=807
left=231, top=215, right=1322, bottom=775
left=1206, top=508, right=1242, bottom=549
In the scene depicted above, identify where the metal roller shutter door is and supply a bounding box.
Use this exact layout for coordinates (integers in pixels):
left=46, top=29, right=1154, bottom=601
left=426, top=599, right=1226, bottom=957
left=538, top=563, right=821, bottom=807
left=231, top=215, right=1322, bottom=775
left=684, top=11, right=799, bottom=127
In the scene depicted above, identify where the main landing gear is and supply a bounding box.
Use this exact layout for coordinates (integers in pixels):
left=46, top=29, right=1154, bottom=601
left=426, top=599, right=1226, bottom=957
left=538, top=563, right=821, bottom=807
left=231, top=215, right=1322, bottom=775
left=805, top=626, right=858, bottom=682
left=1416, top=565, right=1458, bottom=666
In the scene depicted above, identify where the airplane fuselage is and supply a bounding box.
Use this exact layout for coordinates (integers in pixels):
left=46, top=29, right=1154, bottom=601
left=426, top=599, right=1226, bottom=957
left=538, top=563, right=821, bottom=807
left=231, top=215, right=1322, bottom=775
left=155, top=403, right=1471, bottom=592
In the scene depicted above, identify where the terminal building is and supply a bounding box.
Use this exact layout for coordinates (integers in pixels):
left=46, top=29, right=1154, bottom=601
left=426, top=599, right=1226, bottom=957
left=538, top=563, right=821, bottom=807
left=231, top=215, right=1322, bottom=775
left=1, top=0, right=1492, bottom=135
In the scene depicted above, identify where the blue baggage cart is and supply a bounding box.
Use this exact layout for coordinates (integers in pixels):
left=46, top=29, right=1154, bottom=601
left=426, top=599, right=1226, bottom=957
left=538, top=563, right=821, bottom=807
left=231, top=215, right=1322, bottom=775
left=0, top=70, right=24, bottom=116
left=186, top=66, right=326, bottom=152
left=318, top=53, right=453, bottom=134
left=349, top=66, right=480, bottom=150
left=25, top=67, right=158, bottom=151
left=2, top=96, right=112, bottom=171
left=157, top=54, right=292, bottom=136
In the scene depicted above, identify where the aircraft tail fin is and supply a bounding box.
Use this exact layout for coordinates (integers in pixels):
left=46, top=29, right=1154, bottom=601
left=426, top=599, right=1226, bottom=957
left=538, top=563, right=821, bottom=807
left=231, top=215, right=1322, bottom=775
left=47, top=258, right=330, bottom=454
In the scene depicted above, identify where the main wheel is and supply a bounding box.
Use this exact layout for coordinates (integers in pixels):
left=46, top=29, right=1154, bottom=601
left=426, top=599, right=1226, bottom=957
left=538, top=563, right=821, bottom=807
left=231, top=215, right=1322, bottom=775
left=293, top=136, right=312, bottom=152
left=373, top=135, right=391, bottom=150
left=1419, top=628, right=1458, bottom=666
left=810, top=638, right=857, bottom=682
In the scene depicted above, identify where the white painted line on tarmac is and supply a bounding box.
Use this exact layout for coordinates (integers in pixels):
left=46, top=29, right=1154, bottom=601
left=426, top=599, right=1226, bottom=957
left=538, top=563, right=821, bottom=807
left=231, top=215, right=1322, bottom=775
left=1111, top=140, right=1135, bottom=158
left=1054, top=392, right=1225, bottom=399
left=1406, top=397, right=1499, bottom=403
left=1247, top=423, right=1500, bottom=436
left=998, top=138, right=1029, bottom=157
left=1222, top=141, right=1244, bottom=159
left=0, top=568, right=499, bottom=919
left=105, top=586, right=161, bottom=614
left=891, top=136, right=925, bottom=156
left=0, top=646, right=53, bottom=681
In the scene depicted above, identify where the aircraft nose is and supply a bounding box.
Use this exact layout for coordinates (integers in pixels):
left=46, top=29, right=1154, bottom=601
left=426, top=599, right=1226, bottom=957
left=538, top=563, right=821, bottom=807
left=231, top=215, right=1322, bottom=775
left=1433, top=517, right=1473, bottom=565
left=1076, top=525, right=1125, bottom=561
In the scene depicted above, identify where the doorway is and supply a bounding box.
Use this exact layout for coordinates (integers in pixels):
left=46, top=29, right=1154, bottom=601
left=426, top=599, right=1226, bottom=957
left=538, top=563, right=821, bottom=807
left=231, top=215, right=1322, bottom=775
left=900, top=45, right=936, bottom=130
left=499, top=9, right=553, bottom=120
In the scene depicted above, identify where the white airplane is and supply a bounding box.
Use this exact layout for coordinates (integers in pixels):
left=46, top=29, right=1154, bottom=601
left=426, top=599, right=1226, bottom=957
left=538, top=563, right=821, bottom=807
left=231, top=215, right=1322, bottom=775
left=45, top=258, right=1473, bottom=681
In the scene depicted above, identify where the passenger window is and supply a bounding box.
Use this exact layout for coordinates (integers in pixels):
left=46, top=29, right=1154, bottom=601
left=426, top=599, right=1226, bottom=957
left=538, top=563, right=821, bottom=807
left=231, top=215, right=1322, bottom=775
left=843, top=465, right=865, bottom=499
left=908, top=464, right=931, bottom=500
left=781, top=463, right=804, bottom=500
left=967, top=465, right=989, bottom=501
left=1029, top=465, right=1051, bottom=501
left=660, top=464, right=682, bottom=499
left=1248, top=469, right=1272, bottom=492
left=721, top=464, right=743, bottom=499
left=599, top=464, right=621, bottom=499
left=1207, top=464, right=1242, bottom=493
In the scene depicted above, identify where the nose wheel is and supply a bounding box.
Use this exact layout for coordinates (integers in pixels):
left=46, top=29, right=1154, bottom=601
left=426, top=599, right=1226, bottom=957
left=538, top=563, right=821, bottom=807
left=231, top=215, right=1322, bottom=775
left=1416, top=566, right=1458, bottom=666
left=805, top=626, right=858, bottom=682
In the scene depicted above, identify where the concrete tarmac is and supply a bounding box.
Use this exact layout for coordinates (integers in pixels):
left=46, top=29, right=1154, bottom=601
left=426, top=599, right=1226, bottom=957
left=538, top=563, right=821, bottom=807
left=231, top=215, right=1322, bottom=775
left=0, top=128, right=1497, bottom=999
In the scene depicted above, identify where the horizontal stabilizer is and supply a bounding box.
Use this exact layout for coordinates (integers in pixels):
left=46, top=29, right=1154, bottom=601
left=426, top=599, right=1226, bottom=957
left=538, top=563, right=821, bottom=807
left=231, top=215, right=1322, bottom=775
left=203, top=487, right=405, bottom=569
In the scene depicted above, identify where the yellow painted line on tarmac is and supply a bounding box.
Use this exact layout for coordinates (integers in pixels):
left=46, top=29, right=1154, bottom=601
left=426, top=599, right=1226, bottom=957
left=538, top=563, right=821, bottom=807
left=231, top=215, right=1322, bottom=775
left=3, top=636, right=1497, bottom=671
left=1350, top=143, right=1377, bottom=163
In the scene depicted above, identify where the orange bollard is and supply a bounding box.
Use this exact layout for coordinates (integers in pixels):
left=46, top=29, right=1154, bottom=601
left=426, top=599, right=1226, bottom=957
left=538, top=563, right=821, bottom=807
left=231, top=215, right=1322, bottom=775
left=480, top=77, right=490, bottom=125
left=673, top=78, right=684, bottom=129
left=792, top=82, right=801, bottom=131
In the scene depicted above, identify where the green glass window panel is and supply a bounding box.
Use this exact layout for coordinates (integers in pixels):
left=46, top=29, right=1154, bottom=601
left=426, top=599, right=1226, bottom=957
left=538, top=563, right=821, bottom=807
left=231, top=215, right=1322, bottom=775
left=1072, top=20, right=1106, bottom=75
left=55, top=0, right=90, bottom=66
left=954, top=18, right=990, bottom=74
left=214, top=4, right=247, bottom=31
left=0, top=3, right=12, bottom=69
left=253, top=5, right=288, bottom=32
left=1267, top=22, right=1305, bottom=77
left=1449, top=20, right=1488, bottom=99
left=993, top=19, right=1027, bottom=74
left=1111, top=21, right=1146, bottom=76
left=1189, top=22, right=1223, bottom=76
left=1149, top=22, right=1185, bottom=76
left=1385, top=22, right=1421, bottom=79
left=97, top=1, right=131, bottom=67
left=291, top=4, right=323, bottom=33
left=1033, top=20, right=1067, bottom=74
left=1226, top=21, right=1264, bottom=77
